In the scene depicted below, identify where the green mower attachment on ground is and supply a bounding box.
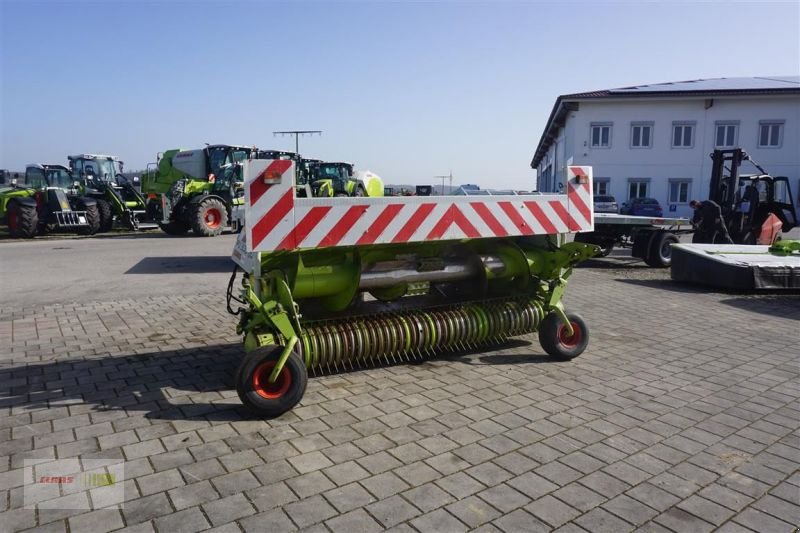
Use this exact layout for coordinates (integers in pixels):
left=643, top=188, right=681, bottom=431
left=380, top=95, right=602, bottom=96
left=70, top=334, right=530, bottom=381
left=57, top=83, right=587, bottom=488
left=228, top=159, right=598, bottom=417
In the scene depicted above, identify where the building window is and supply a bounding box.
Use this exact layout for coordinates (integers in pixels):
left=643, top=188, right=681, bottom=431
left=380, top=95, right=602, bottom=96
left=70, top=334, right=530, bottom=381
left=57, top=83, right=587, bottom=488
left=628, top=179, right=649, bottom=199
left=590, top=123, right=612, bottom=148
left=594, top=178, right=610, bottom=196
left=672, top=122, right=694, bottom=148
left=669, top=179, right=691, bottom=204
left=715, top=122, right=739, bottom=148
left=758, top=121, right=783, bottom=148
left=630, top=123, right=653, bottom=148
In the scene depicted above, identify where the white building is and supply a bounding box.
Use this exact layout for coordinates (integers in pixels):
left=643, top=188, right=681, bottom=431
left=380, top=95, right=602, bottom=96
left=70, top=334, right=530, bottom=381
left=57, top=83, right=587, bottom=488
left=531, top=76, right=800, bottom=218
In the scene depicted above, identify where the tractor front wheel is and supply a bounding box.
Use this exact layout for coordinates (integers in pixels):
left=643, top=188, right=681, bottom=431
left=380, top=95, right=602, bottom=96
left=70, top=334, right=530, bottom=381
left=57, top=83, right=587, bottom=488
left=7, top=201, right=38, bottom=239
left=76, top=199, right=100, bottom=235
left=192, top=198, right=227, bottom=237
left=538, top=311, right=589, bottom=361
left=236, top=346, right=308, bottom=417
left=95, top=199, right=114, bottom=232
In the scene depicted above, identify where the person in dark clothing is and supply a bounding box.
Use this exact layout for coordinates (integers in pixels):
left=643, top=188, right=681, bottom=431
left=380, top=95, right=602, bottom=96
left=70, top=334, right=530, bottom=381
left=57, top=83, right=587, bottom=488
left=690, top=199, right=734, bottom=244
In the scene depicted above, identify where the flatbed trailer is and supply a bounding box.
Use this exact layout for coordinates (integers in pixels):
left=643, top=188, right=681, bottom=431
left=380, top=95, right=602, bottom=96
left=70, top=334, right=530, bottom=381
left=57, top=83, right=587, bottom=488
left=575, top=213, right=694, bottom=267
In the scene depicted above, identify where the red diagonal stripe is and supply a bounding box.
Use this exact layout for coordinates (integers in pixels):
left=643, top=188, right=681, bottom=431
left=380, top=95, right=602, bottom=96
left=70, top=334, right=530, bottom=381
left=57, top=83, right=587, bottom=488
left=320, top=205, right=369, bottom=247
left=470, top=202, right=508, bottom=237
left=499, top=202, right=534, bottom=234
left=357, top=203, right=403, bottom=245
left=392, top=203, right=435, bottom=243
left=569, top=166, right=587, bottom=178
left=568, top=182, right=592, bottom=226
left=251, top=189, right=294, bottom=249
left=525, top=202, right=559, bottom=234
left=277, top=206, right=331, bottom=250
left=548, top=200, right=579, bottom=231
left=426, top=204, right=480, bottom=240
left=249, top=159, right=293, bottom=206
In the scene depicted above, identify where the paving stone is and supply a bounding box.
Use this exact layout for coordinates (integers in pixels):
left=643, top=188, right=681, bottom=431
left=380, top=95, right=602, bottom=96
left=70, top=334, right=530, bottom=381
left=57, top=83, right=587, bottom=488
left=492, top=508, right=550, bottom=533
left=402, top=482, right=455, bottom=513
left=67, top=510, right=125, bottom=533
left=322, top=460, right=370, bottom=486
left=360, top=471, right=410, bottom=499
left=240, top=508, right=297, bottom=533
left=153, top=506, right=210, bottom=533
left=410, top=508, right=468, bottom=532
left=553, top=482, right=607, bottom=512
left=323, top=482, right=377, bottom=513
left=121, top=493, right=174, bottom=525
left=137, top=468, right=185, bottom=496
left=602, top=494, right=659, bottom=526
left=211, top=469, right=260, bottom=496
left=435, top=471, right=486, bottom=499
left=478, top=483, right=531, bottom=513
left=202, top=493, right=256, bottom=526
left=575, top=507, right=635, bottom=533
left=525, top=494, right=581, bottom=528
left=655, top=507, right=715, bottom=533
left=366, top=495, right=421, bottom=528
left=445, top=495, right=502, bottom=528
left=325, top=508, right=383, bottom=533
left=168, top=480, right=220, bottom=510
left=507, top=471, right=559, bottom=500
left=286, top=470, right=335, bottom=499
left=283, top=494, right=337, bottom=529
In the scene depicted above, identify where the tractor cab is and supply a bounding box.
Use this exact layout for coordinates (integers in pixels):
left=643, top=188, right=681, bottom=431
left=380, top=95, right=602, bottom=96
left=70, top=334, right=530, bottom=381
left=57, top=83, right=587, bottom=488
left=26, top=164, right=77, bottom=192
left=205, top=145, right=256, bottom=181
left=309, top=162, right=360, bottom=197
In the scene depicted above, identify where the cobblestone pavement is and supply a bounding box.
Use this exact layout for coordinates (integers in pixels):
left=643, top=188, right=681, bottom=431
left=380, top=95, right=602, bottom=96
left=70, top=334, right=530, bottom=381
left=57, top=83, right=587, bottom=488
left=1, top=260, right=799, bottom=532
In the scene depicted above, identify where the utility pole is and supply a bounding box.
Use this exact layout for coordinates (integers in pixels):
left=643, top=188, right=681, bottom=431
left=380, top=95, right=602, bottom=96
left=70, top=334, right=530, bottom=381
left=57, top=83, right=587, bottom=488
left=433, top=171, right=452, bottom=195
left=272, top=130, right=322, bottom=154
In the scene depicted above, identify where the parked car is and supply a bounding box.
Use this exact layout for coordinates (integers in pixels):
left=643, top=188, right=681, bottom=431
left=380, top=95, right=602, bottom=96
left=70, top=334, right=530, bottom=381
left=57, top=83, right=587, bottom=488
left=620, top=197, right=663, bottom=217
left=593, top=195, right=619, bottom=214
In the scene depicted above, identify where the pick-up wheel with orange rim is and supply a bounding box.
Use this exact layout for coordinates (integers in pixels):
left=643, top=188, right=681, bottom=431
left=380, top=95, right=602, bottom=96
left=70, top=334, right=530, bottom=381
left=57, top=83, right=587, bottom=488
left=236, top=345, right=307, bottom=417
left=538, top=311, right=589, bottom=361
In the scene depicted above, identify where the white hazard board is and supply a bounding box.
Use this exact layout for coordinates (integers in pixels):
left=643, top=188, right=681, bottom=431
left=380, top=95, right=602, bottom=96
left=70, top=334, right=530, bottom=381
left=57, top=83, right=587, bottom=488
left=231, top=232, right=260, bottom=274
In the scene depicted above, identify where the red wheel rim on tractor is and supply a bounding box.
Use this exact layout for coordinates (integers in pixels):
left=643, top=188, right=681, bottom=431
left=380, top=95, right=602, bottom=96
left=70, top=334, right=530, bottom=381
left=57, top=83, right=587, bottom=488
left=204, top=207, right=223, bottom=229
left=252, top=361, right=292, bottom=399
left=557, top=322, right=582, bottom=348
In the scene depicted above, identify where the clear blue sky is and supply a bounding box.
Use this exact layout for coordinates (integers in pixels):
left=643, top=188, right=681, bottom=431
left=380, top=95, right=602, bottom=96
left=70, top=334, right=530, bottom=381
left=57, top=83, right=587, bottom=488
left=2, top=1, right=798, bottom=189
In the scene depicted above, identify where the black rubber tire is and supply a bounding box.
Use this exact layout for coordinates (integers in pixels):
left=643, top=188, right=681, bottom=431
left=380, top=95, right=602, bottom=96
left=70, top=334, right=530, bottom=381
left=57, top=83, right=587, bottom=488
left=192, top=198, right=227, bottom=237
left=95, top=198, right=114, bottom=232
left=538, top=311, right=589, bottom=361
left=159, top=221, right=191, bottom=236
left=236, top=346, right=307, bottom=417
left=76, top=199, right=100, bottom=235
left=354, top=185, right=366, bottom=197
left=645, top=232, right=679, bottom=268
left=7, top=200, right=38, bottom=239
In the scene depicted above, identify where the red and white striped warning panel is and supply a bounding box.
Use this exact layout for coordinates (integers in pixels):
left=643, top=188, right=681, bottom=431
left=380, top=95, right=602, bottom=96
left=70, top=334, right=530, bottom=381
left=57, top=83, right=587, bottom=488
left=245, top=160, right=593, bottom=253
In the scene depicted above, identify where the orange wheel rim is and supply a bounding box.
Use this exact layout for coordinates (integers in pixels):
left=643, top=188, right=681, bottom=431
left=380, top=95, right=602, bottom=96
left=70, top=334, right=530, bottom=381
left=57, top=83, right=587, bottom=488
left=204, top=207, right=222, bottom=229
left=252, top=361, right=292, bottom=399
left=557, top=322, right=582, bottom=348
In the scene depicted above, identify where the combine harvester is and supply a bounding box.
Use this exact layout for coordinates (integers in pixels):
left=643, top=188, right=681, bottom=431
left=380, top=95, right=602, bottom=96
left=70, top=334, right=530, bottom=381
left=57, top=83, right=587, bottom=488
left=227, top=159, right=598, bottom=416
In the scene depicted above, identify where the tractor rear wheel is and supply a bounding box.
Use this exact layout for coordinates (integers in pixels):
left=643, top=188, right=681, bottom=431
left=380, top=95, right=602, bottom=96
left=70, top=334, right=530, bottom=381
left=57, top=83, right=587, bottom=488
left=76, top=199, right=100, bottom=235
left=95, top=199, right=114, bottom=232
left=7, top=201, right=38, bottom=239
left=159, top=221, right=190, bottom=236
left=192, top=198, right=227, bottom=237
left=538, top=311, right=589, bottom=361
left=236, top=346, right=308, bottom=417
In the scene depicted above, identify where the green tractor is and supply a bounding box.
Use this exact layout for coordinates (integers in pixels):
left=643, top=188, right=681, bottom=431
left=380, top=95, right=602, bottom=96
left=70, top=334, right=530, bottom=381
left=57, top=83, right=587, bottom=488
left=0, top=165, right=99, bottom=238
left=67, top=154, right=155, bottom=232
left=306, top=161, right=384, bottom=198
left=142, top=144, right=258, bottom=236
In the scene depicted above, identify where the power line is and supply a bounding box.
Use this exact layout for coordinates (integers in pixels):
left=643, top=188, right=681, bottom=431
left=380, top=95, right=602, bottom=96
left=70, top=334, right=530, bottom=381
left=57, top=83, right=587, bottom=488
left=272, top=130, right=322, bottom=154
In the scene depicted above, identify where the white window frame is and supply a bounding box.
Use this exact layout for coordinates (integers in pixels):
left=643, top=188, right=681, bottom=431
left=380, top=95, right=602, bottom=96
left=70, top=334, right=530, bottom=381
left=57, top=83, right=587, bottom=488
left=671, top=121, right=695, bottom=148
left=668, top=179, right=692, bottom=204
left=594, top=178, right=610, bottom=196
left=627, top=178, right=650, bottom=200
left=590, top=123, right=612, bottom=148
left=630, top=122, right=654, bottom=149
left=758, top=120, right=784, bottom=148
left=715, top=121, right=739, bottom=148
